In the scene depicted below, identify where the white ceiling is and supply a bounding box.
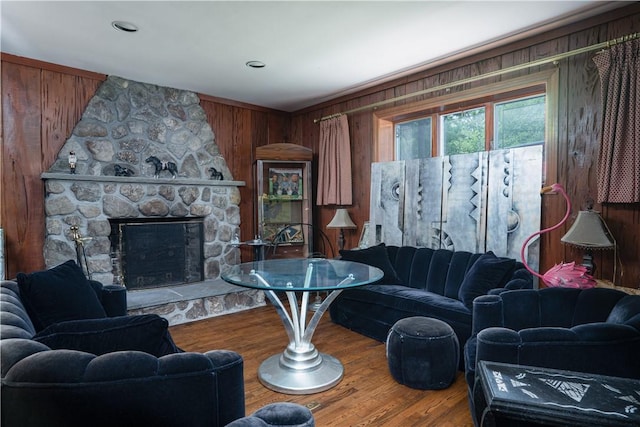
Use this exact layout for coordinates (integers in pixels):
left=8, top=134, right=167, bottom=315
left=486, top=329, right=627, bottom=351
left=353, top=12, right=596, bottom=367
left=0, top=1, right=627, bottom=112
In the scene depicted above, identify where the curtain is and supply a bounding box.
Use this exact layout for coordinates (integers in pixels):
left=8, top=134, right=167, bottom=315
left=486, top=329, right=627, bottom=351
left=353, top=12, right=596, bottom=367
left=317, top=115, right=353, bottom=206
left=593, top=38, right=640, bottom=203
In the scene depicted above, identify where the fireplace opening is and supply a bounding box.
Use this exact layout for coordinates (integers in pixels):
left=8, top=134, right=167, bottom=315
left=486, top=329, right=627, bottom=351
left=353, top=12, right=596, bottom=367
left=110, top=218, right=204, bottom=290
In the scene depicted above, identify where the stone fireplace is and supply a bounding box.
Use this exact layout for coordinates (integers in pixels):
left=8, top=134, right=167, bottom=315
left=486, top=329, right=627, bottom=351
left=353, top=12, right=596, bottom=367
left=41, top=76, right=264, bottom=324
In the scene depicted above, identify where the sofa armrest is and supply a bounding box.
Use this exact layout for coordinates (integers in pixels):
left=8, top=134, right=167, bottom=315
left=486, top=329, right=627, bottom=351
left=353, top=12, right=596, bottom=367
left=204, top=349, right=246, bottom=425
left=95, top=283, right=127, bottom=317
left=471, top=294, right=503, bottom=336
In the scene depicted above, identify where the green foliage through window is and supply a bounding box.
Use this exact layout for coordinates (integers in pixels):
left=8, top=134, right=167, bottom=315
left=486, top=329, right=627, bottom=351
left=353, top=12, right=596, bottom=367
left=441, top=107, right=485, bottom=155
left=393, top=92, right=545, bottom=160
left=495, top=95, right=545, bottom=149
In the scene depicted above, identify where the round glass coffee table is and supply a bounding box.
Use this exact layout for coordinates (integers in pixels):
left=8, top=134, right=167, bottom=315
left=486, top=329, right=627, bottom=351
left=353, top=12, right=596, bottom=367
left=222, top=258, right=383, bottom=394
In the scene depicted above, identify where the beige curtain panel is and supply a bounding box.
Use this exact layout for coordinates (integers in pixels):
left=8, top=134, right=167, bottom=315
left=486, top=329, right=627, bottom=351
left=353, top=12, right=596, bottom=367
left=317, top=115, right=353, bottom=206
left=593, top=38, right=640, bottom=203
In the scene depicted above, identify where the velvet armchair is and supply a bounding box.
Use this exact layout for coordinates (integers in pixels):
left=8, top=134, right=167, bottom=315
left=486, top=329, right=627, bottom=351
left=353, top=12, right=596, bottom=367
left=463, top=287, right=640, bottom=426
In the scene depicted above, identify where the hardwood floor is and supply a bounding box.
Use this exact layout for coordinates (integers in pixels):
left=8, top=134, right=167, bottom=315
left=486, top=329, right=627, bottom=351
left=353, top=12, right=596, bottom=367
left=169, top=305, right=474, bottom=426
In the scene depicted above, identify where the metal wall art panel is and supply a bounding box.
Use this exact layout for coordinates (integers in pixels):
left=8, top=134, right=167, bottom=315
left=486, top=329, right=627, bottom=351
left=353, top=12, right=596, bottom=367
left=440, top=151, right=488, bottom=253
left=486, top=146, right=543, bottom=271
left=369, top=161, right=405, bottom=246
left=403, top=158, right=444, bottom=249
left=369, top=146, right=542, bottom=265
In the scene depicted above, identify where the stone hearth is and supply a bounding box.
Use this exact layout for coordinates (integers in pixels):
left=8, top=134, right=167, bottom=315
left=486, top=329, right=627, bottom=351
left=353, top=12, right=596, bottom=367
left=41, top=75, right=257, bottom=323
left=127, top=279, right=265, bottom=326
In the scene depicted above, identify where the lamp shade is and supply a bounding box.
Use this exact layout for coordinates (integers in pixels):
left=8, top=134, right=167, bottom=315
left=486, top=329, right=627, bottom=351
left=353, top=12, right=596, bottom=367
left=327, top=208, right=356, bottom=229
left=561, top=210, right=615, bottom=250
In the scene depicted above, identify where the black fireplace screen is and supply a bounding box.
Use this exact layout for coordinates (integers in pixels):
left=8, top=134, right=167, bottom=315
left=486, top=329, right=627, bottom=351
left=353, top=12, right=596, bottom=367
left=112, top=219, right=203, bottom=289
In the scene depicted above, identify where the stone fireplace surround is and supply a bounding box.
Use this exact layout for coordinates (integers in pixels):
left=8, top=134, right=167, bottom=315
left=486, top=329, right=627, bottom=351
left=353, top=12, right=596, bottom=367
left=41, top=76, right=264, bottom=324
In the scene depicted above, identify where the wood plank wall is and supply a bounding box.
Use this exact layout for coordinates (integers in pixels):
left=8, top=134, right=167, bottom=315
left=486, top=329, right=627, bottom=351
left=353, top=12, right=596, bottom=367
left=2, top=4, right=639, bottom=288
left=290, top=4, right=640, bottom=287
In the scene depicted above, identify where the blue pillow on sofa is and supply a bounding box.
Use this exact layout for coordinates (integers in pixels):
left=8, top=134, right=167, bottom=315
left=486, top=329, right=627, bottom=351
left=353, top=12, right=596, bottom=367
left=33, top=314, right=182, bottom=357
left=17, top=260, right=107, bottom=332
left=458, top=252, right=516, bottom=309
left=339, top=244, right=401, bottom=285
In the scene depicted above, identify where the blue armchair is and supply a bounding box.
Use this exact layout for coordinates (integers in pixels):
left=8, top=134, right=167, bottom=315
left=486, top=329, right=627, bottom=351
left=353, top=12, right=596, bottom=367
left=464, top=287, right=640, bottom=426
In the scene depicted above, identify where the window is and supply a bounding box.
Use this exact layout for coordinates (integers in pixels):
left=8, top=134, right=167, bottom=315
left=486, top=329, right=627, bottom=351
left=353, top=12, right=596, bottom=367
left=392, top=92, right=545, bottom=159
left=395, top=118, right=432, bottom=160
left=494, top=95, right=545, bottom=149
left=441, top=106, right=486, bottom=155
left=376, top=69, right=559, bottom=184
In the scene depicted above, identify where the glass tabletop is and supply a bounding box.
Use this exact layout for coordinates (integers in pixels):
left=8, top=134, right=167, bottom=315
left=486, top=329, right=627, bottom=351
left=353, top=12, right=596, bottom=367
left=222, top=258, right=383, bottom=291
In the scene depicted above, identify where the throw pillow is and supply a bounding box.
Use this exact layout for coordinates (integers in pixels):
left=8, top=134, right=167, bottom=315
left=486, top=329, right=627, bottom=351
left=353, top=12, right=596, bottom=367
left=17, top=260, right=107, bottom=332
left=458, top=252, right=516, bottom=309
left=339, top=244, right=401, bottom=285
left=34, top=314, right=181, bottom=357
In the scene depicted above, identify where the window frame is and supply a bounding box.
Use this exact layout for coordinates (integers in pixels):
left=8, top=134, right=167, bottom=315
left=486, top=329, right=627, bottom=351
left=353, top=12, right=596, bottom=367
left=374, top=69, right=559, bottom=185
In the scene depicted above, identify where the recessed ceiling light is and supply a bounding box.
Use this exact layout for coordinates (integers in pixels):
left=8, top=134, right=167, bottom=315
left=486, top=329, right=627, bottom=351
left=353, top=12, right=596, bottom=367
left=246, top=61, right=266, bottom=69
left=112, top=21, right=139, bottom=33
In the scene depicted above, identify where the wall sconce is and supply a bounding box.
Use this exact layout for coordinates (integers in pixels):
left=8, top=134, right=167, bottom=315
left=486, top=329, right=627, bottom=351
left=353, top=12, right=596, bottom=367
left=327, top=208, right=357, bottom=252
left=561, top=210, right=616, bottom=275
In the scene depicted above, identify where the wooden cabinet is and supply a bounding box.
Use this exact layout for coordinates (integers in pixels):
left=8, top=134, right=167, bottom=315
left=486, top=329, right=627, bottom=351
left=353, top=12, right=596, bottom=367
left=255, top=144, right=313, bottom=259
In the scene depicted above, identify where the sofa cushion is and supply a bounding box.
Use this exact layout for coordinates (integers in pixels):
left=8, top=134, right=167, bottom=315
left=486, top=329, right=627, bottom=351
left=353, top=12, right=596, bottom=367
left=17, top=260, right=107, bottom=332
left=33, top=314, right=180, bottom=357
left=458, top=252, right=515, bottom=309
left=340, top=244, right=401, bottom=285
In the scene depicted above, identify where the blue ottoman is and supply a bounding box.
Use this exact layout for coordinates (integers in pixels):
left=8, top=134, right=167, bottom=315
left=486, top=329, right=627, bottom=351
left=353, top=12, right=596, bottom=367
left=386, top=316, right=459, bottom=390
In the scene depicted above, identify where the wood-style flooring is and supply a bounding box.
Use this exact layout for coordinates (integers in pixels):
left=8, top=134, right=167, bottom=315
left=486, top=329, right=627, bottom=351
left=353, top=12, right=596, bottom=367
left=169, top=305, right=474, bottom=426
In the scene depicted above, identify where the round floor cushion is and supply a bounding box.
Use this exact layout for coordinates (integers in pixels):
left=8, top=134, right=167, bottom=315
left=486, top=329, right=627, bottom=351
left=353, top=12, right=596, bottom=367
left=386, top=316, right=459, bottom=390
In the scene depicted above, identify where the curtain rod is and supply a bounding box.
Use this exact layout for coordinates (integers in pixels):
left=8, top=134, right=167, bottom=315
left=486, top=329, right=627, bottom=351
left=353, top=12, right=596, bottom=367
left=314, top=32, right=639, bottom=123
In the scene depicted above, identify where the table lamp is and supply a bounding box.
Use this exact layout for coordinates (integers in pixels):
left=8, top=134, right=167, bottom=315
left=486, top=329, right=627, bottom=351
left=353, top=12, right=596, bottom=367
left=561, top=209, right=616, bottom=275
left=327, top=208, right=357, bottom=251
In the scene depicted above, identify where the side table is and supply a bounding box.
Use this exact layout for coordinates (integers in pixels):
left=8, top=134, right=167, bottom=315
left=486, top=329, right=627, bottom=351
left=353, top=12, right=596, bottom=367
left=476, top=361, right=640, bottom=427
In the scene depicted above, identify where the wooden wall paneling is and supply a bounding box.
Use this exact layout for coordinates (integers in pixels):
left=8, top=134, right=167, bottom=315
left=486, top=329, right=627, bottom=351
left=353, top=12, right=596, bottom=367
left=499, top=47, right=532, bottom=79
left=233, top=106, right=254, bottom=260
left=602, top=203, right=640, bottom=286
left=605, top=9, right=640, bottom=38
left=201, top=101, right=248, bottom=260
left=74, top=76, right=104, bottom=121
left=350, top=110, right=375, bottom=220
left=1, top=63, right=44, bottom=278
left=41, top=71, right=80, bottom=170
left=473, top=57, right=503, bottom=88
left=563, top=26, right=610, bottom=279
left=266, top=111, right=289, bottom=144
left=249, top=109, right=269, bottom=257
left=344, top=109, right=372, bottom=251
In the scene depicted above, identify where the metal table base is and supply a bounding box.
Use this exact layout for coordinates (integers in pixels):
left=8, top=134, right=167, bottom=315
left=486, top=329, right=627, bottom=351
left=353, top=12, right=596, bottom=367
left=252, top=264, right=353, bottom=394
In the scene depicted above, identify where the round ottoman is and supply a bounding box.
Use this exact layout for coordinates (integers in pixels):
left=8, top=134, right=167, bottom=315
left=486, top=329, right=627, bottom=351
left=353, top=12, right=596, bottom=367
left=386, top=316, right=459, bottom=390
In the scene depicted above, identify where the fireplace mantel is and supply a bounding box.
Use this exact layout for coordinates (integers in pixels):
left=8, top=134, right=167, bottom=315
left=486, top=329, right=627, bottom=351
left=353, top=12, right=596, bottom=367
left=42, top=173, right=245, bottom=187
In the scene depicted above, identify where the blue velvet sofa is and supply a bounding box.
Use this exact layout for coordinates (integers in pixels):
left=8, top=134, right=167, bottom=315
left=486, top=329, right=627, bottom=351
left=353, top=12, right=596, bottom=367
left=330, top=244, right=533, bottom=367
left=464, top=287, right=640, bottom=426
left=0, top=260, right=311, bottom=427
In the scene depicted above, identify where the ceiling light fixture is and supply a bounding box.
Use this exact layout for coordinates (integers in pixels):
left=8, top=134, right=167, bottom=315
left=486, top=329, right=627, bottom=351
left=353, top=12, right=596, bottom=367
left=111, top=21, right=139, bottom=33
left=246, top=61, right=266, bottom=69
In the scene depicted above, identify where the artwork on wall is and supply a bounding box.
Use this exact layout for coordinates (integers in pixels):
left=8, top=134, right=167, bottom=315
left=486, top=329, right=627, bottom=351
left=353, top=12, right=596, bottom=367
left=268, top=168, right=303, bottom=199
left=369, top=146, right=543, bottom=270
